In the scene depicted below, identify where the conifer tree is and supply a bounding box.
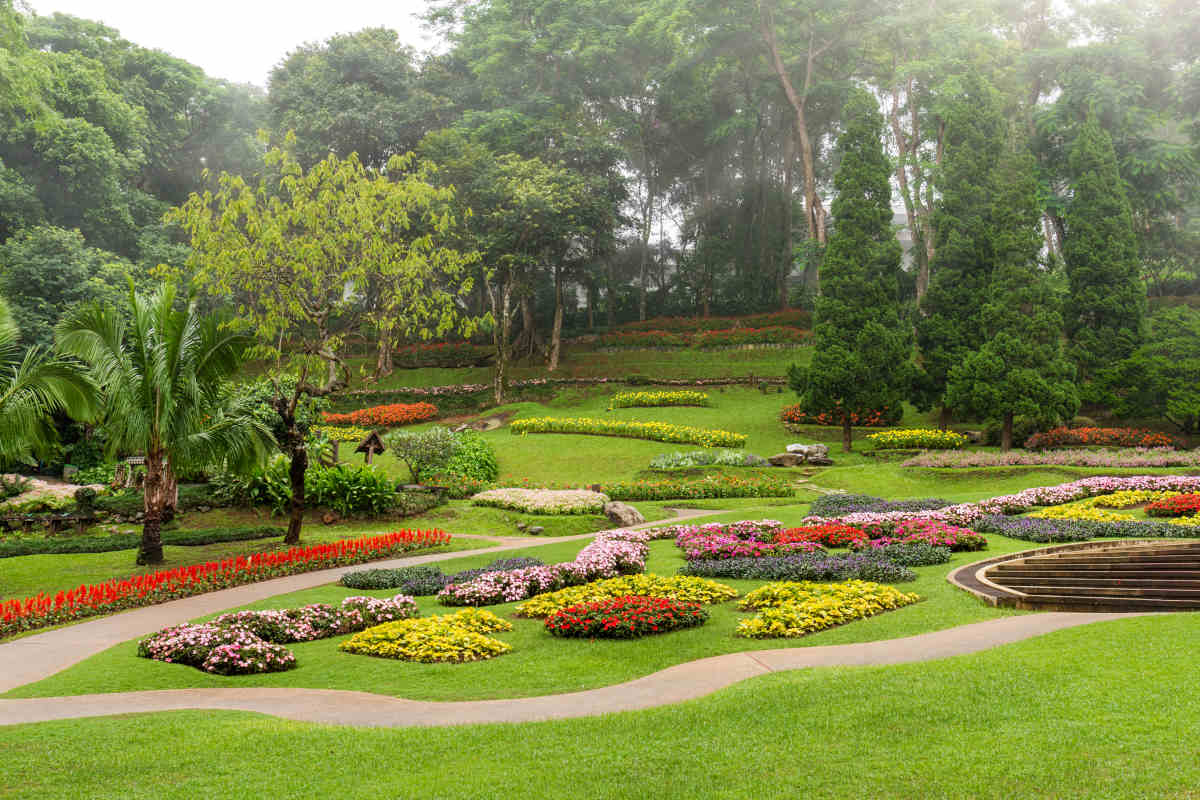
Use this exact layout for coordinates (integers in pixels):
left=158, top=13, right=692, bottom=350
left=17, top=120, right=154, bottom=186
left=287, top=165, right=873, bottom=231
left=1062, top=116, right=1145, bottom=384
left=789, top=90, right=908, bottom=452
left=914, top=75, right=1005, bottom=426
left=945, top=138, right=1079, bottom=450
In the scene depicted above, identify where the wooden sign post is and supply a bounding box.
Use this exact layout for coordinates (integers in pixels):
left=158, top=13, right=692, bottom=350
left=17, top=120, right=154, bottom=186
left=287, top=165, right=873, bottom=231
left=355, top=431, right=386, bottom=465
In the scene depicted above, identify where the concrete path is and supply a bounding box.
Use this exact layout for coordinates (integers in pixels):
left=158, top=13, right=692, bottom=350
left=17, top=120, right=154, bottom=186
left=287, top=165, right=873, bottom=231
left=0, top=508, right=716, bottom=694
left=0, top=611, right=1141, bottom=728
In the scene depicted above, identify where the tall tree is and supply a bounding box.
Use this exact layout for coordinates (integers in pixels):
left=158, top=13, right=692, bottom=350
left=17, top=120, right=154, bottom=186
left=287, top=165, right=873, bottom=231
left=789, top=91, right=908, bottom=452
left=57, top=284, right=271, bottom=564
left=1061, top=115, right=1145, bottom=383
left=914, top=74, right=1005, bottom=425
left=945, top=138, right=1078, bottom=450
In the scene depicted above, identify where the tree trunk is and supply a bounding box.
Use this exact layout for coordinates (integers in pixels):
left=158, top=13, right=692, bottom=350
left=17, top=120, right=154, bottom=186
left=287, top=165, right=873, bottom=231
left=548, top=266, right=564, bottom=371
left=587, top=281, right=595, bottom=331
left=284, top=434, right=307, bottom=545
left=161, top=460, right=178, bottom=526
left=938, top=406, right=950, bottom=431
left=842, top=417, right=853, bottom=453
left=138, top=449, right=166, bottom=564
left=489, top=274, right=515, bottom=405
left=374, top=327, right=394, bottom=379
left=1001, top=412, right=1014, bottom=452
left=605, top=261, right=615, bottom=328
left=781, top=130, right=795, bottom=309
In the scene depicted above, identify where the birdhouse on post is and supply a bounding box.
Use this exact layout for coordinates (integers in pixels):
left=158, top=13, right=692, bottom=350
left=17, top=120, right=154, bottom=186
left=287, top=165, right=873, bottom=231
left=355, top=431, right=386, bottom=465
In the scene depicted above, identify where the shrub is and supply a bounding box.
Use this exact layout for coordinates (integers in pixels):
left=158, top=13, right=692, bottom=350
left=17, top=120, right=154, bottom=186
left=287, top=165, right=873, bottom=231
left=322, top=402, right=438, bottom=427
left=384, top=426, right=458, bottom=483
left=1146, top=493, right=1200, bottom=517
left=776, top=524, right=869, bottom=548
left=442, top=431, right=499, bottom=482
left=471, top=488, right=609, bottom=515
left=0, top=474, right=31, bottom=499
left=602, top=474, right=792, bottom=501
left=0, top=525, right=285, bottom=559
left=311, top=425, right=373, bottom=443
left=72, top=464, right=114, bottom=486
left=511, top=417, right=746, bottom=448
left=545, top=595, right=709, bottom=639
left=680, top=553, right=917, bottom=583
left=865, top=428, right=968, bottom=450
left=305, top=464, right=399, bottom=516
left=609, top=390, right=710, bottom=408
left=339, top=609, right=513, bottom=663
left=515, top=574, right=738, bottom=618
left=648, top=450, right=769, bottom=469
left=735, top=580, right=920, bottom=638
left=1024, top=426, right=1177, bottom=450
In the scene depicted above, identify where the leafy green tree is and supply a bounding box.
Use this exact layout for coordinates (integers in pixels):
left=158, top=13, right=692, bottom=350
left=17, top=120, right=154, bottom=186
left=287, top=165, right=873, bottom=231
left=1105, top=307, right=1200, bottom=434
left=788, top=91, right=909, bottom=452
left=945, top=139, right=1078, bottom=450
left=914, top=74, right=1005, bottom=425
left=1062, top=115, right=1145, bottom=383
left=57, top=283, right=272, bottom=564
left=0, top=296, right=95, bottom=466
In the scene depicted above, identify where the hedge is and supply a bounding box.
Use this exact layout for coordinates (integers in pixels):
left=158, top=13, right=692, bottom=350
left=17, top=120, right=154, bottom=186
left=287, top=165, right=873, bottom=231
left=0, top=526, right=287, bottom=559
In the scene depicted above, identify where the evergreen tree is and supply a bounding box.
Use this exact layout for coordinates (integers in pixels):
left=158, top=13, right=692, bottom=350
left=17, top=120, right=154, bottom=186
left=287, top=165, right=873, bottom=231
left=788, top=90, right=908, bottom=452
left=1062, top=116, right=1145, bottom=385
left=914, top=75, right=1005, bottom=425
left=945, top=138, right=1079, bottom=450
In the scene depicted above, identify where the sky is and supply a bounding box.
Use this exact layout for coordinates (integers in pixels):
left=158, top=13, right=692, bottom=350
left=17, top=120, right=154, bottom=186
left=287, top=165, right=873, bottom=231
left=24, top=0, right=441, bottom=87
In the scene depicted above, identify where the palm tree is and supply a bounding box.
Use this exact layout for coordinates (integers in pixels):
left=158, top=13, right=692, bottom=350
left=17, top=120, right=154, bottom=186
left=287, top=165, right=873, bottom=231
left=57, top=283, right=274, bottom=564
left=0, top=298, right=96, bottom=465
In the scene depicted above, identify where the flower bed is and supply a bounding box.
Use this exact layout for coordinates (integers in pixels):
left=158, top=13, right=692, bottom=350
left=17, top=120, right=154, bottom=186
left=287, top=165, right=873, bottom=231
left=311, top=424, right=374, bottom=443
left=776, top=524, right=869, bottom=548
left=1146, top=493, right=1200, bottom=518
left=339, top=608, right=513, bottom=663
left=437, top=531, right=649, bottom=607
left=137, top=594, right=418, bottom=675
left=323, top=402, right=438, bottom=427
left=471, top=488, right=609, bottom=515
left=648, top=449, right=769, bottom=469
left=809, top=494, right=953, bottom=516
left=902, top=448, right=1200, bottom=469
left=678, top=536, right=822, bottom=561
left=779, top=404, right=898, bottom=429
left=514, top=574, right=738, bottom=618
left=845, top=540, right=952, bottom=567
left=0, top=529, right=451, bottom=640
left=1024, top=426, right=1177, bottom=450
left=511, top=417, right=746, bottom=448
left=603, top=474, right=792, bottom=500
left=858, top=519, right=989, bottom=552
left=668, top=520, right=783, bottom=545
left=973, top=514, right=1198, bottom=542
left=618, top=308, right=812, bottom=333
left=596, top=326, right=810, bottom=350
left=735, top=580, right=921, bottom=639
left=680, top=552, right=917, bottom=583
left=545, top=595, right=709, bottom=639
left=609, top=390, right=710, bottom=408
left=340, top=558, right=545, bottom=595
left=866, top=428, right=967, bottom=450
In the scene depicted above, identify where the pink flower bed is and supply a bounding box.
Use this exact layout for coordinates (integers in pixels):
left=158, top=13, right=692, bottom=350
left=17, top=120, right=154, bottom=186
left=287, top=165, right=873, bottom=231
left=851, top=519, right=988, bottom=552
left=659, top=520, right=784, bottom=548
left=679, top=536, right=824, bottom=561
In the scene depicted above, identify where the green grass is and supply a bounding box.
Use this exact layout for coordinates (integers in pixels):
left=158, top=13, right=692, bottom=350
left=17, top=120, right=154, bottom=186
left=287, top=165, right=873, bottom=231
left=5, top=529, right=1047, bottom=702
left=2, top=612, right=1197, bottom=799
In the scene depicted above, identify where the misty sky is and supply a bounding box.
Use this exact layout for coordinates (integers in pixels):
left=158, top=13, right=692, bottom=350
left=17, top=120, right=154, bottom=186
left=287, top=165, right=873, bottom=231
left=25, top=0, right=440, bottom=87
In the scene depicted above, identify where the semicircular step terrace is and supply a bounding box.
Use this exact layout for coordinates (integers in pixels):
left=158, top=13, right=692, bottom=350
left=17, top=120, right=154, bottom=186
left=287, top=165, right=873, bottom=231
left=951, top=540, right=1200, bottom=612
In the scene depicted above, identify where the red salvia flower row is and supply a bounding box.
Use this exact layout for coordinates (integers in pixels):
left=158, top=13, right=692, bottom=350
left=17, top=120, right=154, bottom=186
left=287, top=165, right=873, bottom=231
left=0, top=529, right=451, bottom=640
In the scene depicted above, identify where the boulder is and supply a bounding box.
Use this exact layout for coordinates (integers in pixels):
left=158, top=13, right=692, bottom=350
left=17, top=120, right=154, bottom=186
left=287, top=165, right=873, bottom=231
left=768, top=453, right=804, bottom=467
left=528, top=526, right=545, bottom=535
left=807, top=456, right=834, bottom=466
left=603, top=501, right=645, bottom=527
left=965, top=430, right=984, bottom=444
left=786, top=443, right=830, bottom=460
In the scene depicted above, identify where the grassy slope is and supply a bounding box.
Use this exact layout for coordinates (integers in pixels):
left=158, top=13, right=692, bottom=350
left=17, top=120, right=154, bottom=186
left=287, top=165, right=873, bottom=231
left=1, top=614, right=1196, bottom=799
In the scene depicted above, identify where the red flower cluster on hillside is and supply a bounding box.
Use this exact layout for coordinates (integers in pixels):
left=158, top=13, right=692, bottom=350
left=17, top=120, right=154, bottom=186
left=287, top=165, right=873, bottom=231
left=1024, top=426, right=1177, bottom=450
left=597, top=326, right=809, bottom=349
left=545, top=595, right=709, bottom=638
left=0, top=530, right=451, bottom=640
left=1146, top=493, right=1200, bottom=517
left=323, top=402, right=438, bottom=427
left=620, top=308, right=812, bottom=333
left=780, top=403, right=894, bottom=428
left=777, top=524, right=869, bottom=548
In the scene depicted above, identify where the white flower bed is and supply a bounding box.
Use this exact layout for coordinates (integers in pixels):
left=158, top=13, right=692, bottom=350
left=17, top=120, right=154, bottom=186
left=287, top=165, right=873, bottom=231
left=471, top=488, right=610, bottom=515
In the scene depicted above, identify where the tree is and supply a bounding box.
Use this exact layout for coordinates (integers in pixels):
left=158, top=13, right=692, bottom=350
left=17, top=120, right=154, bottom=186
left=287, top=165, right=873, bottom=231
left=1061, top=115, right=1145, bottom=383
left=914, top=74, right=1005, bottom=425
left=1105, top=307, right=1200, bottom=434
left=172, top=140, right=480, bottom=544
left=788, top=91, right=909, bottom=452
left=0, top=296, right=94, bottom=466
left=945, top=139, right=1078, bottom=450
left=57, top=284, right=271, bottom=564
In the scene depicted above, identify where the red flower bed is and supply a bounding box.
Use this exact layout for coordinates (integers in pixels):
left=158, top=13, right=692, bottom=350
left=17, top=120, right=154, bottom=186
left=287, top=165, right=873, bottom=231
left=1024, top=426, right=1177, bottom=450
left=776, top=524, right=869, bottom=548
left=323, top=402, right=438, bottom=427
left=620, top=309, right=812, bottom=333
left=1146, top=493, right=1200, bottom=517
left=780, top=403, right=898, bottom=428
left=0, top=529, right=451, bottom=640
left=545, top=595, right=709, bottom=639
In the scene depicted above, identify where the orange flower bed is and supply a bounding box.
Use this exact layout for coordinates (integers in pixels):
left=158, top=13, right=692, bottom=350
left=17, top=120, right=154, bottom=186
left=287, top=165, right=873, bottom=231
left=323, top=402, right=438, bottom=427
left=1024, top=426, right=1177, bottom=450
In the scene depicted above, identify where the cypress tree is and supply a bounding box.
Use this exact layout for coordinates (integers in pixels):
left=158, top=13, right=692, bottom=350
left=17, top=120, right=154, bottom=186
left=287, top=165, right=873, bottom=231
left=1062, top=116, right=1145, bottom=384
left=914, top=75, right=1005, bottom=426
left=945, top=138, right=1079, bottom=450
left=789, top=90, right=908, bottom=452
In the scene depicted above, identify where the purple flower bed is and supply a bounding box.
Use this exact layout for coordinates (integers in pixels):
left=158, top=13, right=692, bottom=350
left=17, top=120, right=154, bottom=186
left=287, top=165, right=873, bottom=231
left=903, top=448, right=1200, bottom=469
left=972, top=514, right=1196, bottom=543
left=679, top=552, right=917, bottom=583
left=808, top=494, right=953, bottom=517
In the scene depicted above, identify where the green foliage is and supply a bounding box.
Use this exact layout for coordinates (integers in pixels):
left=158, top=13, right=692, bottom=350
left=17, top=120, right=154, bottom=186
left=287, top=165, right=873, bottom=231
left=1105, top=307, right=1200, bottom=433
left=0, top=525, right=284, bottom=559
left=792, top=91, right=909, bottom=450
left=442, top=431, right=499, bottom=482
left=1062, top=116, right=1146, bottom=379
left=383, top=426, right=458, bottom=483
left=649, top=450, right=769, bottom=469
left=220, top=457, right=400, bottom=517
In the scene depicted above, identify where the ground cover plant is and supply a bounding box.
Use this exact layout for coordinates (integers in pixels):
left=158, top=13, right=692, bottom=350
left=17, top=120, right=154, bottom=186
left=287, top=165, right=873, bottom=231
left=471, top=488, right=609, bottom=515
left=609, top=390, right=710, bottom=408
left=865, top=428, right=967, bottom=450
left=511, top=416, right=746, bottom=448
left=736, top=580, right=921, bottom=638
left=339, top=608, right=513, bottom=663
left=545, top=595, right=709, bottom=639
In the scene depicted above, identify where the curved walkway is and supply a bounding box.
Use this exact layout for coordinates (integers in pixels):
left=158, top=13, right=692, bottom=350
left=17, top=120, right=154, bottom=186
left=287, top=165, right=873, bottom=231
left=0, top=611, right=1142, bottom=727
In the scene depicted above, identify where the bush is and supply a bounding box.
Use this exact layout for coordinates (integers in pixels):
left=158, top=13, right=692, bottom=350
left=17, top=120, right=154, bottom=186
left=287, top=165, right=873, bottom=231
left=0, top=474, right=30, bottom=499
left=649, top=450, right=769, bottom=469
left=511, top=417, right=746, bottom=448
left=545, top=595, right=709, bottom=639
left=323, top=402, right=438, bottom=427
left=735, top=580, right=921, bottom=638
left=72, top=464, right=114, bottom=486
left=442, top=431, right=499, bottom=482
left=384, top=426, right=458, bottom=483
left=865, top=429, right=967, bottom=450
left=338, top=609, right=513, bottom=663
left=680, top=553, right=917, bottom=583
left=1024, top=426, right=1177, bottom=450
left=306, top=464, right=398, bottom=516
left=514, top=574, right=738, bottom=618
left=311, top=425, right=373, bottom=443
left=609, top=390, right=710, bottom=408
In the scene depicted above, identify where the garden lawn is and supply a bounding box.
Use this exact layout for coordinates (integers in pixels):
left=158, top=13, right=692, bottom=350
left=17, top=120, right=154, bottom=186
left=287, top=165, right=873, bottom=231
left=4, top=534, right=1045, bottom=702
left=1, top=613, right=1197, bottom=799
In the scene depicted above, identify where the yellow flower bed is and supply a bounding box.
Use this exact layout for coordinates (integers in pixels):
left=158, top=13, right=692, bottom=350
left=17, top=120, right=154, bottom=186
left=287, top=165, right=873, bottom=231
left=736, top=580, right=920, bottom=639
left=1167, top=516, right=1200, bottom=527
left=339, top=608, right=512, bottom=663
left=515, top=574, right=738, bottom=618
left=312, top=424, right=374, bottom=443
left=609, top=390, right=710, bottom=409
left=511, top=416, right=746, bottom=448
left=1027, top=504, right=1128, bottom=523
left=1088, top=490, right=1179, bottom=508
left=865, top=428, right=967, bottom=450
